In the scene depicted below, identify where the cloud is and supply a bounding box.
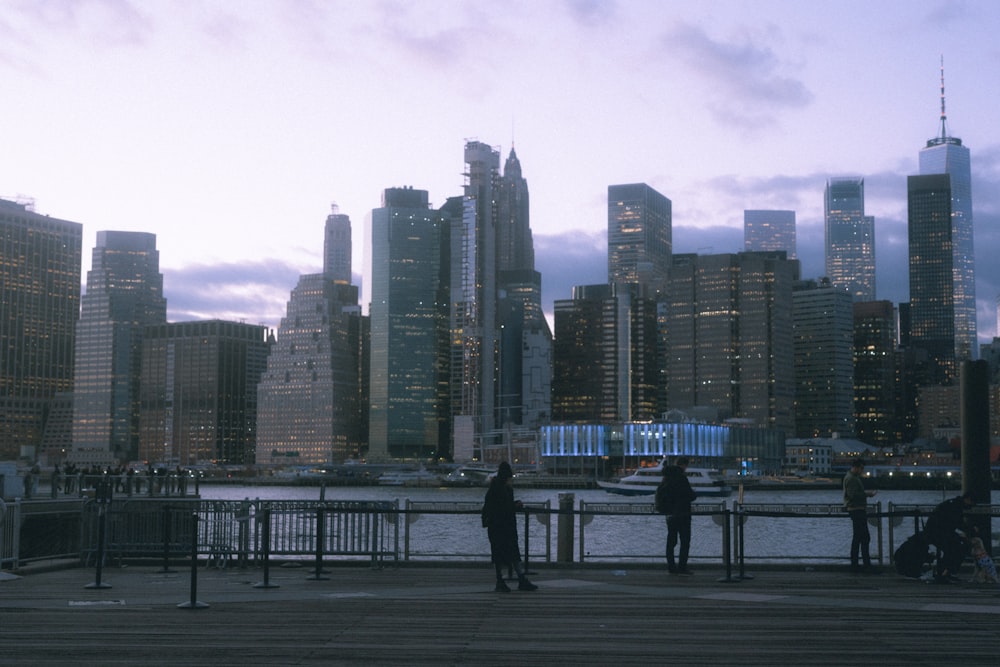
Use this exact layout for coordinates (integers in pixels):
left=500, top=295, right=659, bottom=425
left=666, top=22, right=812, bottom=128
left=562, top=0, right=617, bottom=26
left=162, top=259, right=301, bottom=330
left=13, top=0, right=153, bottom=48
left=535, top=228, right=608, bottom=314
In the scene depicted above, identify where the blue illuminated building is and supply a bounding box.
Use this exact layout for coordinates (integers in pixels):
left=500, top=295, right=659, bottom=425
left=539, top=421, right=784, bottom=473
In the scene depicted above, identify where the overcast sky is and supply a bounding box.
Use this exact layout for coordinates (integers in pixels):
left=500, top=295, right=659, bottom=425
left=4, top=1, right=1000, bottom=341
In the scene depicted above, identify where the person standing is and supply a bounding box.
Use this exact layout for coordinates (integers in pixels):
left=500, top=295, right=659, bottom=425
left=843, top=458, right=877, bottom=573
left=482, top=461, right=537, bottom=592
left=657, top=456, right=697, bottom=575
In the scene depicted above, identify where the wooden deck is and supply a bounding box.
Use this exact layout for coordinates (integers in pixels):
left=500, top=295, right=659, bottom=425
left=2, top=562, right=999, bottom=665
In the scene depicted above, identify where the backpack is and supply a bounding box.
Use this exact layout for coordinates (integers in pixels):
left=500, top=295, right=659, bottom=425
left=894, top=532, right=931, bottom=578
left=654, top=483, right=673, bottom=515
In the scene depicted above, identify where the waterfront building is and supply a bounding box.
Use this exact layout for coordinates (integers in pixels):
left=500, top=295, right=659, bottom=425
left=853, top=300, right=898, bottom=448
left=539, top=421, right=785, bottom=474
left=744, top=209, right=796, bottom=259
left=607, top=183, right=671, bottom=294
left=450, top=142, right=500, bottom=458
left=72, top=231, right=167, bottom=465
left=792, top=278, right=855, bottom=438
left=139, top=320, right=270, bottom=465
left=907, top=173, right=956, bottom=385
left=918, top=63, right=976, bottom=362
left=665, top=252, right=798, bottom=435
left=783, top=440, right=833, bottom=475
left=552, top=283, right=658, bottom=424
left=0, top=198, right=82, bottom=461
left=368, top=187, right=450, bottom=461
left=824, top=177, right=875, bottom=301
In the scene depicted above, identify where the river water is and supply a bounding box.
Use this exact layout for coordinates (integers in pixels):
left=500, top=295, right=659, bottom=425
left=197, top=483, right=998, bottom=565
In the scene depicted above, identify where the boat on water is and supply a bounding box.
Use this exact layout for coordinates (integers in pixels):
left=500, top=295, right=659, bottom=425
left=440, top=466, right=495, bottom=487
left=377, top=467, right=443, bottom=487
left=597, top=460, right=732, bottom=497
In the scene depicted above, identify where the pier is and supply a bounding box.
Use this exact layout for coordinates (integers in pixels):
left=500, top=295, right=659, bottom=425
left=2, top=560, right=1000, bottom=666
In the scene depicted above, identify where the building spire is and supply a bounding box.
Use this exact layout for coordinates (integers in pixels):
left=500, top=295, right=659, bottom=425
left=938, top=55, right=948, bottom=141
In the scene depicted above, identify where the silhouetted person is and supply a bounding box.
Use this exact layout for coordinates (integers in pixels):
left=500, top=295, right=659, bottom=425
left=482, top=461, right=537, bottom=592
left=657, top=456, right=697, bottom=575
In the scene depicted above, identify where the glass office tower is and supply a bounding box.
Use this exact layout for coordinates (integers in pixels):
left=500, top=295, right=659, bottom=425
left=607, top=183, right=672, bottom=294
left=919, top=65, right=976, bottom=361
left=369, top=187, right=449, bottom=461
left=907, top=173, right=956, bottom=385
left=744, top=209, right=796, bottom=259
left=824, top=178, right=875, bottom=301
left=72, top=231, right=167, bottom=465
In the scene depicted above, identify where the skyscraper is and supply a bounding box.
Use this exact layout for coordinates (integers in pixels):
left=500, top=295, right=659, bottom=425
left=139, top=320, right=270, bottom=465
left=552, top=283, right=658, bottom=424
left=496, top=146, right=533, bottom=274
left=907, top=173, right=955, bottom=385
left=368, top=187, right=449, bottom=461
left=744, top=210, right=796, bottom=258
left=792, top=278, right=855, bottom=438
left=495, top=145, right=551, bottom=438
left=323, top=205, right=352, bottom=283
left=824, top=178, right=875, bottom=301
left=72, top=231, right=167, bottom=465
left=256, top=275, right=361, bottom=465
left=919, top=61, right=976, bottom=361
left=450, top=141, right=500, bottom=458
left=665, top=252, right=798, bottom=434
left=0, top=198, right=82, bottom=461
left=853, top=300, right=898, bottom=448
left=607, top=183, right=671, bottom=293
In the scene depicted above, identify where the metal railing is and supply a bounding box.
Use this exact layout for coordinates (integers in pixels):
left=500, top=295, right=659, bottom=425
left=2, top=496, right=997, bottom=571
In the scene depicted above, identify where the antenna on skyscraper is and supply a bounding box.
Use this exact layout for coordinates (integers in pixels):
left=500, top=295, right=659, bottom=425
left=938, top=54, right=948, bottom=141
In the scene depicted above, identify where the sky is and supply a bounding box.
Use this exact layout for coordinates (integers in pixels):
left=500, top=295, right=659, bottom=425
left=3, top=0, right=1000, bottom=342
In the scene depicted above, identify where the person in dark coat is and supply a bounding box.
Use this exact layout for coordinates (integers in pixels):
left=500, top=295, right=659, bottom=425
left=482, top=461, right=537, bottom=592
left=658, top=456, right=698, bottom=575
left=924, top=491, right=976, bottom=582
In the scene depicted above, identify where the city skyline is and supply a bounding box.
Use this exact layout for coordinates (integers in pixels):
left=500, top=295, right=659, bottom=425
left=3, top=2, right=1000, bottom=341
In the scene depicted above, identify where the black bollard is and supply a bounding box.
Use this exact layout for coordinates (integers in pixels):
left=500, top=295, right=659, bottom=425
left=961, top=360, right=993, bottom=549
left=254, top=507, right=278, bottom=589
left=716, top=508, right=740, bottom=583
left=307, top=506, right=329, bottom=580
left=178, top=512, right=208, bottom=609
left=522, top=507, right=535, bottom=575
left=160, top=504, right=176, bottom=573
left=736, top=505, right=753, bottom=581
left=85, top=479, right=113, bottom=589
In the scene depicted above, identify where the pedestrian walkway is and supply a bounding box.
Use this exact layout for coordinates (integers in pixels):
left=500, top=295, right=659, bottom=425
left=2, top=562, right=999, bottom=665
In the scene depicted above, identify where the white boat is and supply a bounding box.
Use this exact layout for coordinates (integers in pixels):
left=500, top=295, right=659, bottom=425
left=597, top=460, right=732, bottom=497
left=440, top=466, right=495, bottom=487
left=377, top=467, right=442, bottom=487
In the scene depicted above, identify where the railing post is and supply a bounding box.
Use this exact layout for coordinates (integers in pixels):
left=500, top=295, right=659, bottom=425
left=308, top=506, right=329, bottom=580
left=254, top=506, right=278, bottom=589
left=160, top=504, right=175, bottom=573
left=85, top=479, right=113, bottom=589
left=177, top=512, right=208, bottom=609
left=522, top=506, right=535, bottom=575
left=717, top=507, right=739, bottom=583
left=370, top=504, right=380, bottom=569
left=557, top=493, right=574, bottom=563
